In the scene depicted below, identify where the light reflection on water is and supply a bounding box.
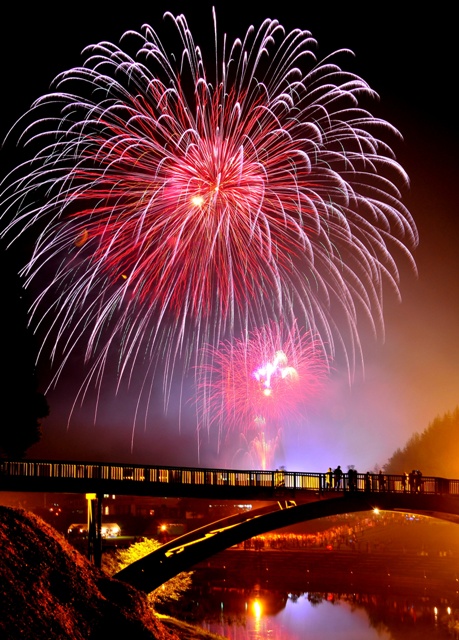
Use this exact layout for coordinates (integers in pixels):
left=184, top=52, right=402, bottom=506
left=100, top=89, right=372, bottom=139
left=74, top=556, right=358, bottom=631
left=203, top=595, right=392, bottom=639
left=182, top=516, right=459, bottom=639
left=192, top=589, right=457, bottom=640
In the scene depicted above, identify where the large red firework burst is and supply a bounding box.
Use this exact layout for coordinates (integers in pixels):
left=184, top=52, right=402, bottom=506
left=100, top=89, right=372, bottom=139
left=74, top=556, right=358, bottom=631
left=0, top=10, right=417, bottom=429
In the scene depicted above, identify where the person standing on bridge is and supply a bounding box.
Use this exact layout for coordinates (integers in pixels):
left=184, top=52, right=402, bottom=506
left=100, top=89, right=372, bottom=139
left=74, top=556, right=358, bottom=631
left=378, top=470, right=386, bottom=492
left=333, top=465, right=343, bottom=490
left=275, top=467, right=285, bottom=488
left=326, top=467, right=333, bottom=490
left=347, top=468, right=357, bottom=492
left=409, top=470, right=416, bottom=493
left=365, top=472, right=371, bottom=492
left=416, top=469, right=424, bottom=493
left=401, top=472, right=408, bottom=493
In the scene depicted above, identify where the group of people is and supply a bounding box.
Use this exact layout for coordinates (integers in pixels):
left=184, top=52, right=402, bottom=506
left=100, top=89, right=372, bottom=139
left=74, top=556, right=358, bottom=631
left=324, top=467, right=424, bottom=493
left=401, top=469, right=424, bottom=493
left=325, top=465, right=357, bottom=491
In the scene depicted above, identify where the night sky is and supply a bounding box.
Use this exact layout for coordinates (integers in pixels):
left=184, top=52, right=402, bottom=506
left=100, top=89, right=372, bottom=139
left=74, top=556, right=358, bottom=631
left=1, top=2, right=458, bottom=473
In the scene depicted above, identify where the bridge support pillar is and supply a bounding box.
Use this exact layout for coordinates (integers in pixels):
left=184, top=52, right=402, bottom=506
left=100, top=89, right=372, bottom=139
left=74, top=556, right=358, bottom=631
left=86, top=493, right=103, bottom=568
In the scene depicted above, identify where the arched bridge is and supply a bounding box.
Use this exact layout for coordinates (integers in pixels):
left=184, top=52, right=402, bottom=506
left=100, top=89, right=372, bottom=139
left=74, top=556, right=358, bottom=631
left=114, top=491, right=459, bottom=593
left=2, top=459, right=459, bottom=587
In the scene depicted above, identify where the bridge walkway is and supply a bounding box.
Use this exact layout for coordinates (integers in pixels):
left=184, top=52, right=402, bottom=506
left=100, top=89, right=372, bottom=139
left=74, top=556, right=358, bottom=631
left=0, top=459, right=455, bottom=500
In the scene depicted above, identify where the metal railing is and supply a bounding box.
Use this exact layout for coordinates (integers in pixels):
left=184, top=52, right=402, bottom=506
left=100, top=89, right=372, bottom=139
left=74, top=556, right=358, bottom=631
left=0, top=459, right=457, bottom=496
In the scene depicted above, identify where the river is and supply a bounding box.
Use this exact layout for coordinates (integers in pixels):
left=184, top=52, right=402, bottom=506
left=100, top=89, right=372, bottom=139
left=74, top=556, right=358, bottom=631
left=174, top=548, right=459, bottom=639
left=194, top=588, right=456, bottom=639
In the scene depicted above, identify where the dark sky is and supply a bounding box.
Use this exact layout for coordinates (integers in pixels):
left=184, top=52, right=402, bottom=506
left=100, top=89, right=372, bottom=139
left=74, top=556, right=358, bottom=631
left=1, top=2, right=458, bottom=472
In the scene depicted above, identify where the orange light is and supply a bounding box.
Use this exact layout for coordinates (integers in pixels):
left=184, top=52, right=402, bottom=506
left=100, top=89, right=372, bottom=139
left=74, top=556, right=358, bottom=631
left=252, top=599, right=262, bottom=618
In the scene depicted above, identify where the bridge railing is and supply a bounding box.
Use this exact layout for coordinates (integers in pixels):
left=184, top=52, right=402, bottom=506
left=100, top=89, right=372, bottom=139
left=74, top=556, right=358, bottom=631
left=0, top=459, right=457, bottom=497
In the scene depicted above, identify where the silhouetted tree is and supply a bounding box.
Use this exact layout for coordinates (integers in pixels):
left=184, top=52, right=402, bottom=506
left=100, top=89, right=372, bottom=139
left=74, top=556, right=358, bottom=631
left=384, top=407, right=459, bottom=477
left=0, top=242, right=49, bottom=458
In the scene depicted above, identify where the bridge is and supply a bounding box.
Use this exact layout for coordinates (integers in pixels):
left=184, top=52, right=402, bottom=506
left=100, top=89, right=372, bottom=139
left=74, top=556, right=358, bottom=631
left=114, top=491, right=459, bottom=592
left=1, top=459, right=455, bottom=499
left=2, top=458, right=459, bottom=589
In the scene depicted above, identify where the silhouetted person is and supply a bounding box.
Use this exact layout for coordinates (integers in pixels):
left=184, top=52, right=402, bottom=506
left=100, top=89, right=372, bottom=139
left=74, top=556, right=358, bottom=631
left=275, top=468, right=285, bottom=488
left=365, top=472, right=371, bottom=492
left=409, top=470, right=416, bottom=493
left=378, top=470, right=386, bottom=492
left=334, top=465, right=343, bottom=490
left=416, top=469, right=424, bottom=493
left=348, top=468, right=357, bottom=492
left=401, top=472, right=407, bottom=493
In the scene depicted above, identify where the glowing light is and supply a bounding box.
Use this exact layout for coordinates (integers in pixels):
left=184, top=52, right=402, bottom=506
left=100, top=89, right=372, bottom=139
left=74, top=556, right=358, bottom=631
left=191, top=195, right=205, bottom=207
left=0, top=10, right=417, bottom=435
left=100, top=523, right=121, bottom=538
left=253, top=350, right=299, bottom=393
left=252, top=599, right=263, bottom=618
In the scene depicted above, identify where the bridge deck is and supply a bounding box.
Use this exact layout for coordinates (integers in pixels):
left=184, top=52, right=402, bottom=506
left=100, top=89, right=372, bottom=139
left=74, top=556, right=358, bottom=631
left=0, top=459, right=457, bottom=500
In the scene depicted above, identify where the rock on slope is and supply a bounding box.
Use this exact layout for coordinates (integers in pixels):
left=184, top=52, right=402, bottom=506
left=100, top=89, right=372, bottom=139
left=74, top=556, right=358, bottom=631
left=0, top=505, right=179, bottom=640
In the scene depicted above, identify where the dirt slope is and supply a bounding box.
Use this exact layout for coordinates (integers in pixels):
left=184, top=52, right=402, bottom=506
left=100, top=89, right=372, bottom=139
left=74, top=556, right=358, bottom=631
left=0, top=505, right=179, bottom=639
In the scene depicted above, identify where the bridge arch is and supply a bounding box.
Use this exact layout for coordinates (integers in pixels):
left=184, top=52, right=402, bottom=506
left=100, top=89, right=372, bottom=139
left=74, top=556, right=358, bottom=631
left=115, top=492, right=459, bottom=593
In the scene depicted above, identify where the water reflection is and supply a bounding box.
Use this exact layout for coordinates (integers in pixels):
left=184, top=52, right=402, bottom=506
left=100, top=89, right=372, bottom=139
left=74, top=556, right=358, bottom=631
left=171, top=514, right=459, bottom=638
left=192, top=587, right=458, bottom=639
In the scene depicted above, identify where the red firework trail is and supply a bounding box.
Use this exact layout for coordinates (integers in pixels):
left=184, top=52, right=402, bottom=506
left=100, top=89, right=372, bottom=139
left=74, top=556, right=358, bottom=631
left=0, top=10, right=417, bottom=424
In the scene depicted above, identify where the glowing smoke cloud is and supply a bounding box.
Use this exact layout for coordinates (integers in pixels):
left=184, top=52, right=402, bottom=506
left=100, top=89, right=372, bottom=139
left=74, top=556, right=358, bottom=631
left=0, top=11, right=417, bottom=442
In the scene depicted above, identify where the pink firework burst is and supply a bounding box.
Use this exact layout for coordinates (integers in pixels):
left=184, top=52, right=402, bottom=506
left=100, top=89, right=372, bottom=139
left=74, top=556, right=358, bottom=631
left=196, top=321, right=329, bottom=448
left=0, top=10, right=417, bottom=426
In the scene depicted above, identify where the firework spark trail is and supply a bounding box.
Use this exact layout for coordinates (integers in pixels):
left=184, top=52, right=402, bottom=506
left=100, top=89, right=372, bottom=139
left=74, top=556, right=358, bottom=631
left=233, top=430, right=283, bottom=471
left=0, top=11, right=417, bottom=432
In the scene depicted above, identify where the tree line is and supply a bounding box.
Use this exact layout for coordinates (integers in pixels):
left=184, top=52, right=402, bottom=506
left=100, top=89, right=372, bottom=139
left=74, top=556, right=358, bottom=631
left=384, top=407, right=459, bottom=477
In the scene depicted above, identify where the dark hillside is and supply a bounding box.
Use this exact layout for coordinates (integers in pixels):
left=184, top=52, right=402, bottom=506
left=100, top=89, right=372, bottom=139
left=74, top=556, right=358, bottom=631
left=0, top=506, right=179, bottom=639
